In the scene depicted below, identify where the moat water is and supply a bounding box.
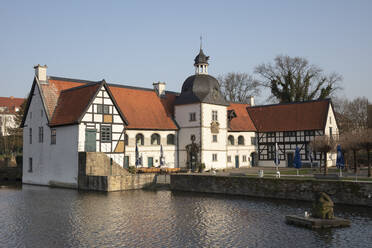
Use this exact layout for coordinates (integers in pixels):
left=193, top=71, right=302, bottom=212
left=1, top=184, right=372, bottom=248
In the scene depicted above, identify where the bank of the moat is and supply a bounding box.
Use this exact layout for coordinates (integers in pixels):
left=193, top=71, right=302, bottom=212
left=170, top=174, right=372, bottom=207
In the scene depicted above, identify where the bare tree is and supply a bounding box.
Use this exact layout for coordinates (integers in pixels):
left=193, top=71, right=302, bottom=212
left=343, top=131, right=362, bottom=173
left=255, top=55, right=342, bottom=103
left=218, top=72, right=260, bottom=104
left=310, top=136, right=335, bottom=175
left=359, top=129, right=372, bottom=177
left=332, top=96, right=368, bottom=134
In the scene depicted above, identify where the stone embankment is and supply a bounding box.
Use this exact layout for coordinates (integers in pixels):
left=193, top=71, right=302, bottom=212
left=78, top=152, right=165, bottom=191
left=170, top=174, right=372, bottom=207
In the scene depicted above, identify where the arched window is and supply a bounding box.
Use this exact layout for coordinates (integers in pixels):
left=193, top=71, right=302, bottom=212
left=167, top=134, right=175, bottom=145
left=151, top=133, right=160, bottom=145
left=228, top=135, right=234, bottom=146
left=136, top=133, right=144, bottom=145
left=124, top=133, right=128, bottom=146
left=238, top=135, right=245, bottom=145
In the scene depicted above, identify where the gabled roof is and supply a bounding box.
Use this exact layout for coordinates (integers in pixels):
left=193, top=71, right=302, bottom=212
left=0, top=97, right=25, bottom=114
left=24, top=76, right=179, bottom=130
left=49, top=83, right=102, bottom=126
left=227, top=103, right=257, bottom=132
left=247, top=99, right=331, bottom=132
left=110, top=85, right=178, bottom=130
left=41, top=77, right=94, bottom=118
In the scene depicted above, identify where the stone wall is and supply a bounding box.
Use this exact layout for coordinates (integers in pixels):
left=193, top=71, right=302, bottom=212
left=78, top=152, right=157, bottom=191
left=170, top=174, right=372, bottom=207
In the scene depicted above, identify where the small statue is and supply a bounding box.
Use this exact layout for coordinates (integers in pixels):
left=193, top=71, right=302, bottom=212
left=312, top=192, right=334, bottom=219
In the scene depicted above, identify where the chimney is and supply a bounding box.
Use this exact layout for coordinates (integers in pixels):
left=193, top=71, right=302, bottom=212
left=249, top=96, right=255, bottom=106
left=34, top=64, right=48, bottom=83
left=153, top=81, right=166, bottom=97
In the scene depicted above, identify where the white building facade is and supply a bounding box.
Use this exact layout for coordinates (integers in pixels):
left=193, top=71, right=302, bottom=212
left=21, top=49, right=338, bottom=187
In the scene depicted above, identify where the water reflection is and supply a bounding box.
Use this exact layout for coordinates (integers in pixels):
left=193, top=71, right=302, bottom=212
left=0, top=185, right=372, bottom=248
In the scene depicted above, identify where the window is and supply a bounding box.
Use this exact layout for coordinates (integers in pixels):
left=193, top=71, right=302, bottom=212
left=29, top=128, right=32, bottom=144
left=28, top=157, right=33, bottom=172
left=101, top=126, right=111, bottom=142
left=51, top=129, right=56, bottom=145
left=212, top=153, right=217, bottom=161
left=243, top=155, right=247, bottom=162
left=41, top=109, right=43, bottom=117
left=167, top=134, right=175, bottom=145
left=124, top=156, right=129, bottom=168
left=104, top=105, right=109, bottom=114
left=251, top=137, right=257, bottom=145
left=124, top=134, right=129, bottom=146
left=97, top=104, right=103, bottom=113
left=329, top=117, right=332, bottom=124
left=212, top=135, right=217, bottom=143
left=151, top=133, right=160, bottom=145
left=189, top=112, right=196, bottom=122
left=329, top=127, right=333, bottom=137
left=97, top=104, right=110, bottom=114
left=267, top=132, right=275, bottom=138
left=304, top=130, right=315, bottom=136
left=228, top=135, right=234, bottom=145
left=212, top=110, right=218, bottom=121
left=30, top=112, right=32, bottom=119
left=238, top=135, right=244, bottom=145
left=227, top=156, right=231, bottom=162
left=284, top=131, right=296, bottom=137
left=136, top=133, right=144, bottom=145
left=268, top=145, right=275, bottom=159
left=38, top=127, right=43, bottom=143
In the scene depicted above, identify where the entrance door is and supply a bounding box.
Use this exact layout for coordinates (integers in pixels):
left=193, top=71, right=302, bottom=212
left=190, top=152, right=197, bottom=170
left=148, top=157, right=153, bottom=168
left=287, top=153, right=294, bottom=167
left=251, top=152, right=257, bottom=167
left=85, top=129, right=96, bottom=152
left=235, top=155, right=239, bottom=168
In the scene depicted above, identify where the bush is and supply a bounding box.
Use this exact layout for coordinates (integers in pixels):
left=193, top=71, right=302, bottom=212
left=128, top=166, right=137, bottom=174
left=198, top=163, right=206, bottom=173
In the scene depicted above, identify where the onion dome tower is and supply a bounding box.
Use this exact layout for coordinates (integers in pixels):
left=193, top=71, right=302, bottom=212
left=175, top=48, right=228, bottom=106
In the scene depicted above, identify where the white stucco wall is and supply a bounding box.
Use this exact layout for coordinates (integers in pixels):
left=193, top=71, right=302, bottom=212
left=324, top=104, right=338, bottom=167
left=22, top=83, right=79, bottom=187
left=200, top=103, right=227, bottom=170
left=125, top=130, right=177, bottom=168
left=226, top=131, right=256, bottom=168
left=0, top=113, right=16, bottom=136
left=175, top=103, right=201, bottom=168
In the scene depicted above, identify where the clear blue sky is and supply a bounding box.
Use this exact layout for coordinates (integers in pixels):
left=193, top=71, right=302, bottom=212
left=1, top=0, right=371, bottom=103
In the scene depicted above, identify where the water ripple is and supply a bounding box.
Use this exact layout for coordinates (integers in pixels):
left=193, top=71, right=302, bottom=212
left=1, top=185, right=372, bottom=248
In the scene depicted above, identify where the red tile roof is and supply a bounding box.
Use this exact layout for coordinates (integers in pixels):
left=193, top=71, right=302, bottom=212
left=41, top=79, right=87, bottom=118
left=0, top=97, right=25, bottom=114
left=228, top=103, right=256, bottom=132
left=247, top=99, right=330, bottom=132
left=49, top=83, right=101, bottom=126
left=110, top=86, right=178, bottom=130
left=39, top=77, right=178, bottom=130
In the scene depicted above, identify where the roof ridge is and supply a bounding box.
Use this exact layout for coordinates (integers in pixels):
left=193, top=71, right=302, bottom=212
left=108, top=83, right=180, bottom=95
left=48, top=76, right=99, bottom=84
left=49, top=75, right=180, bottom=95
left=59, top=81, right=102, bottom=94
left=248, top=98, right=330, bottom=108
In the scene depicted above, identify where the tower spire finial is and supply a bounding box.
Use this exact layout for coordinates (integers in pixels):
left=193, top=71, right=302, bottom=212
left=200, top=34, right=202, bottom=50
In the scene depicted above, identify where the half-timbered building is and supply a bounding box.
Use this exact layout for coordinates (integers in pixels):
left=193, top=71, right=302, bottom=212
left=247, top=100, right=338, bottom=167
left=21, top=49, right=338, bottom=187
